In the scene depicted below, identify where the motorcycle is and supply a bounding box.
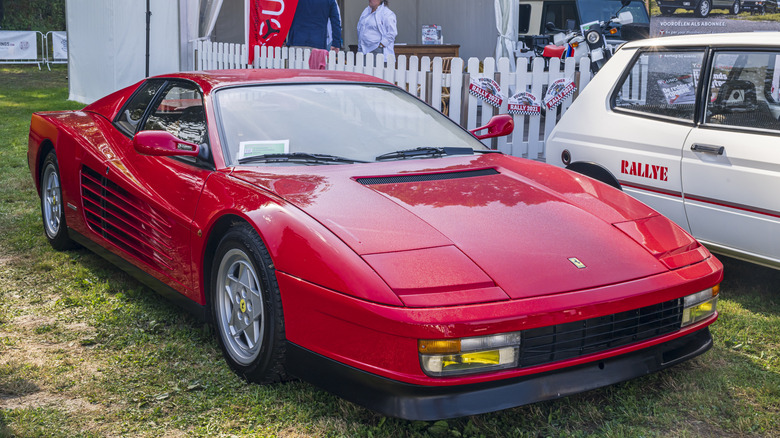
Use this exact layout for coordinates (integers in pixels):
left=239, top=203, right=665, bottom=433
left=518, top=0, right=634, bottom=73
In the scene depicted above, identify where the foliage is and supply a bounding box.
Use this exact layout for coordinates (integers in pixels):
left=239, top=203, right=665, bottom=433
left=0, top=65, right=779, bottom=437
left=0, top=0, right=66, bottom=32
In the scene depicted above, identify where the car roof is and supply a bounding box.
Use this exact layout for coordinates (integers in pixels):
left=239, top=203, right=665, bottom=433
left=149, top=69, right=391, bottom=95
left=621, top=32, right=780, bottom=50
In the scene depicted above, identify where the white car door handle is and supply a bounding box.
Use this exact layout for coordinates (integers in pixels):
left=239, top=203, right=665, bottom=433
left=691, top=144, right=725, bottom=155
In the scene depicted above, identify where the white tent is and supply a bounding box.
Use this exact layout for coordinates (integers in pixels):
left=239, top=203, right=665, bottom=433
left=66, top=0, right=217, bottom=104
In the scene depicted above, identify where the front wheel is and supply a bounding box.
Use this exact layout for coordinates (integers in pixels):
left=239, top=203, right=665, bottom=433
left=211, top=223, right=288, bottom=383
left=40, top=151, right=76, bottom=250
left=694, top=0, right=712, bottom=17
left=730, top=0, right=741, bottom=14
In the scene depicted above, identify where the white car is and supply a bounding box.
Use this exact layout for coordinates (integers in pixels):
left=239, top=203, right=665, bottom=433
left=547, top=32, right=780, bottom=269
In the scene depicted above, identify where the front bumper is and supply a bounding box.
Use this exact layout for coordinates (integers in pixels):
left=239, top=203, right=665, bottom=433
left=287, top=328, right=713, bottom=420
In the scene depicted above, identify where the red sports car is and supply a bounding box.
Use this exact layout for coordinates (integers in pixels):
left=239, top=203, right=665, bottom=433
left=28, top=70, right=722, bottom=420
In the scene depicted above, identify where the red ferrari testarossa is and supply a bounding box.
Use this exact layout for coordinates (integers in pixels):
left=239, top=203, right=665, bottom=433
left=29, top=69, right=722, bottom=420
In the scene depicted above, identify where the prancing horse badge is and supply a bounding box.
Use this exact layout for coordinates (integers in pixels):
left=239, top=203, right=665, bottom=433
left=568, top=257, right=586, bottom=269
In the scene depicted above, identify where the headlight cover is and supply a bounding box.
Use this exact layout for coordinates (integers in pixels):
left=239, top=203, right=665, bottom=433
left=586, top=30, right=602, bottom=45
left=682, top=285, right=719, bottom=326
left=419, top=332, right=522, bottom=377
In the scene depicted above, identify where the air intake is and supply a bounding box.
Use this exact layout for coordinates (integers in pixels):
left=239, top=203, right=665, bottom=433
left=356, top=168, right=499, bottom=185
left=519, top=298, right=683, bottom=367
left=80, top=166, right=174, bottom=271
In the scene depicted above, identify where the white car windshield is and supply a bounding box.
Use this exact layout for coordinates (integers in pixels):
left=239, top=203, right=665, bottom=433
left=214, top=83, right=487, bottom=165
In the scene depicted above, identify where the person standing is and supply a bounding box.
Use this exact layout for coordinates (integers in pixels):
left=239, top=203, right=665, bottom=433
left=357, top=0, right=397, bottom=60
left=287, top=0, right=342, bottom=51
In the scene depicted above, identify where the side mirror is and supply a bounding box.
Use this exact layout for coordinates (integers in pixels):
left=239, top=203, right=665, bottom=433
left=545, top=22, right=557, bottom=32
left=617, top=11, right=633, bottom=25
left=470, top=114, right=514, bottom=140
left=621, top=0, right=631, bottom=6
left=133, top=130, right=199, bottom=157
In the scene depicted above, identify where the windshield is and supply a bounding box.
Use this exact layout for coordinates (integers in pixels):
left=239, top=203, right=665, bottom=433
left=578, top=0, right=650, bottom=24
left=215, top=83, right=487, bottom=165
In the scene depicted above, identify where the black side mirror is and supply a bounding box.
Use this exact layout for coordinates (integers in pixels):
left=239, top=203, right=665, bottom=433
left=621, top=0, right=631, bottom=6
left=545, top=22, right=557, bottom=32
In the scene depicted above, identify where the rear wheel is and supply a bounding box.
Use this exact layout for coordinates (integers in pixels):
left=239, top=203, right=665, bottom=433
left=40, top=151, right=76, bottom=250
left=694, top=0, right=712, bottom=16
left=211, top=223, right=288, bottom=383
left=730, top=0, right=741, bottom=14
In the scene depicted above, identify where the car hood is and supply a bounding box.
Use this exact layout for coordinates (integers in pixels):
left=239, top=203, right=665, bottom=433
left=231, top=154, right=675, bottom=301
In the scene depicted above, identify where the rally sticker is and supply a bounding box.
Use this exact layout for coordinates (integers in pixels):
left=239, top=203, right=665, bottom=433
left=507, top=92, right=541, bottom=116
left=544, top=78, right=576, bottom=110
left=469, top=77, right=503, bottom=108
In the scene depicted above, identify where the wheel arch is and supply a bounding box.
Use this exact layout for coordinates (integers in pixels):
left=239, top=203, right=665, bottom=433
left=201, top=213, right=253, bottom=314
left=566, top=161, right=623, bottom=190
left=34, top=139, right=56, bottom=194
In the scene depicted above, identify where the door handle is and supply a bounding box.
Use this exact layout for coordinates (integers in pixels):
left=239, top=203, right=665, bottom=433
left=691, top=144, right=725, bottom=155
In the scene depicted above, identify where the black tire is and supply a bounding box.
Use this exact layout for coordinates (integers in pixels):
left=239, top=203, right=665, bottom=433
left=730, top=0, right=741, bottom=14
left=210, top=223, right=288, bottom=384
left=660, top=6, right=676, bottom=15
left=40, top=151, right=76, bottom=250
left=694, top=0, right=712, bottom=17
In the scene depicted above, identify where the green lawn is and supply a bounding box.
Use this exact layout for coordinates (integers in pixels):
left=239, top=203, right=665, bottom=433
left=1, top=65, right=778, bottom=437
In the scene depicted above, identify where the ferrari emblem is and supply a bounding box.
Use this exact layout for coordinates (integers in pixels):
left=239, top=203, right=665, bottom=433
left=568, top=257, right=586, bottom=269
left=240, top=299, right=247, bottom=313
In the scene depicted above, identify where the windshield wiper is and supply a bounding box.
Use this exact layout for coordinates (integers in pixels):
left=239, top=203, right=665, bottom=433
left=375, top=147, right=477, bottom=161
left=238, top=152, right=368, bottom=165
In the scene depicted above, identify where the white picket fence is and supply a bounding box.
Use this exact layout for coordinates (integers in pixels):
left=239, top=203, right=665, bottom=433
left=195, top=41, right=601, bottom=161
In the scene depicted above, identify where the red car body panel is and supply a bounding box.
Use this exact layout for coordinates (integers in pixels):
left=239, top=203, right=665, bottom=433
left=28, top=69, right=723, bottom=420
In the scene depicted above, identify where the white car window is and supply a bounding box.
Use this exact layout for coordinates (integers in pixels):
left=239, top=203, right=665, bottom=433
left=705, top=51, right=780, bottom=132
left=613, top=50, right=705, bottom=122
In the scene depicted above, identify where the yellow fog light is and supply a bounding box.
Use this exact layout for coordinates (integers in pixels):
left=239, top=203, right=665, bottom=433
left=681, top=285, right=719, bottom=326
left=419, top=332, right=521, bottom=377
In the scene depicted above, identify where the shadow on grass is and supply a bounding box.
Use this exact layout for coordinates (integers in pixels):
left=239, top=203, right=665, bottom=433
left=719, top=255, right=780, bottom=316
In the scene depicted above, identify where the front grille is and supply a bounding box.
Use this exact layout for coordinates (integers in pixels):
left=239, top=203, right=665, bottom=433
left=356, top=168, right=499, bottom=185
left=520, top=298, right=683, bottom=367
left=80, top=165, right=173, bottom=270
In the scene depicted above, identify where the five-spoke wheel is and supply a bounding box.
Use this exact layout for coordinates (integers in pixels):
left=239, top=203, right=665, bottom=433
left=211, top=223, right=288, bottom=383
left=40, top=151, right=75, bottom=250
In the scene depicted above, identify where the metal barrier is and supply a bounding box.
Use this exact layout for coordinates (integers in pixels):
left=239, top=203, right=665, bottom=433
left=44, top=31, right=68, bottom=70
left=0, top=30, right=46, bottom=69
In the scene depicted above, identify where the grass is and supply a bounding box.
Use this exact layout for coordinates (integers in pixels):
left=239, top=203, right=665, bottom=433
left=1, top=65, right=779, bottom=437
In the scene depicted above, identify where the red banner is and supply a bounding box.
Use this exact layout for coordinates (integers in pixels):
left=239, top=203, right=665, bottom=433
left=249, top=0, right=298, bottom=63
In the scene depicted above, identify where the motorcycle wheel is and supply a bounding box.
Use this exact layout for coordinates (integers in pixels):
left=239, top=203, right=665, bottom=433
left=660, top=6, right=676, bottom=15
left=730, top=0, right=741, bottom=14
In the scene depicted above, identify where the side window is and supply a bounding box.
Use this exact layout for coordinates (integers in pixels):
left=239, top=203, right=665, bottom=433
left=115, top=80, right=165, bottom=136
left=541, top=2, right=577, bottom=33
left=705, top=51, right=780, bottom=132
left=518, top=5, right=531, bottom=34
left=613, top=50, right=705, bottom=122
left=144, top=83, right=208, bottom=146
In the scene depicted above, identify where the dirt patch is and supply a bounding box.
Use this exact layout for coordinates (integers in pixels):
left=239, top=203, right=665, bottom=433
left=0, top=391, right=102, bottom=413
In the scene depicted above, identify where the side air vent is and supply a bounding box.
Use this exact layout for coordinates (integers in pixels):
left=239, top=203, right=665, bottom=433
left=80, top=166, right=174, bottom=271
left=356, top=168, right=499, bottom=186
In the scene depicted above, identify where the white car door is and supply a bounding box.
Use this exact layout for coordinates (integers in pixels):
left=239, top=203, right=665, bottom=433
left=548, top=49, right=706, bottom=231
left=681, top=50, right=780, bottom=265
